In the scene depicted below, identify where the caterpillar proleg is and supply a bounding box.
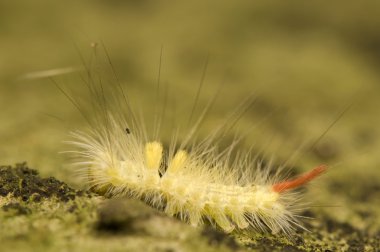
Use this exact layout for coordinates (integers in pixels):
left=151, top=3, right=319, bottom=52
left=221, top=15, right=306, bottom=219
left=65, top=47, right=327, bottom=235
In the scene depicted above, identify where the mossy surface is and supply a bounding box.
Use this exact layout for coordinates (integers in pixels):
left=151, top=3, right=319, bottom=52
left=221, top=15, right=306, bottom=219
left=0, top=163, right=86, bottom=202
left=1, top=163, right=379, bottom=251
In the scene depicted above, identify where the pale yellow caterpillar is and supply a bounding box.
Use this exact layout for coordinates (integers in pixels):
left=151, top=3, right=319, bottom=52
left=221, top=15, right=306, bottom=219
left=63, top=47, right=327, bottom=235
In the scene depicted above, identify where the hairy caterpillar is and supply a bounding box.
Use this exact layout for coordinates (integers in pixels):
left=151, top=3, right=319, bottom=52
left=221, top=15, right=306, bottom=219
left=62, top=47, right=328, bottom=235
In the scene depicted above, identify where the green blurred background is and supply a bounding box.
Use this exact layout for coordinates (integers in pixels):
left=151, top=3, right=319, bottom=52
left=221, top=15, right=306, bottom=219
left=0, top=0, right=379, bottom=250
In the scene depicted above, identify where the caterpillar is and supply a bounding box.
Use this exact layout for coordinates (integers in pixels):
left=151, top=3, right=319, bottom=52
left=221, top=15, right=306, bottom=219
left=63, top=47, right=327, bottom=235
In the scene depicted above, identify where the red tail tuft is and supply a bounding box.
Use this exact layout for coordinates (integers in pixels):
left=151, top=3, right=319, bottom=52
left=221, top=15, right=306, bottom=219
left=272, top=165, right=327, bottom=193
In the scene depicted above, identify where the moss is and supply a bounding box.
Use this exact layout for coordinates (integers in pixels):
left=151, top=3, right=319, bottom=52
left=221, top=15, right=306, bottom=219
left=2, top=202, right=31, bottom=215
left=0, top=163, right=87, bottom=202
left=236, top=214, right=379, bottom=251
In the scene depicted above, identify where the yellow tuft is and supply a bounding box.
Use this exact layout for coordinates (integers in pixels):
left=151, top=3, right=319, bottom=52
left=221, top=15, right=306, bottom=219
left=144, top=141, right=163, bottom=171
left=167, top=150, right=188, bottom=174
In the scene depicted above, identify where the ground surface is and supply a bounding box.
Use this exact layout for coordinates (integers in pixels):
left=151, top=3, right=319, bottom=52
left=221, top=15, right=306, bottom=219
left=0, top=163, right=379, bottom=251
left=1, top=1, right=380, bottom=251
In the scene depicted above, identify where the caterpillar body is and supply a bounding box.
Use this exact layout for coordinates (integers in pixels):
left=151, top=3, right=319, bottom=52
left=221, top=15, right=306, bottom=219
left=63, top=48, right=327, bottom=235
left=69, top=107, right=326, bottom=235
